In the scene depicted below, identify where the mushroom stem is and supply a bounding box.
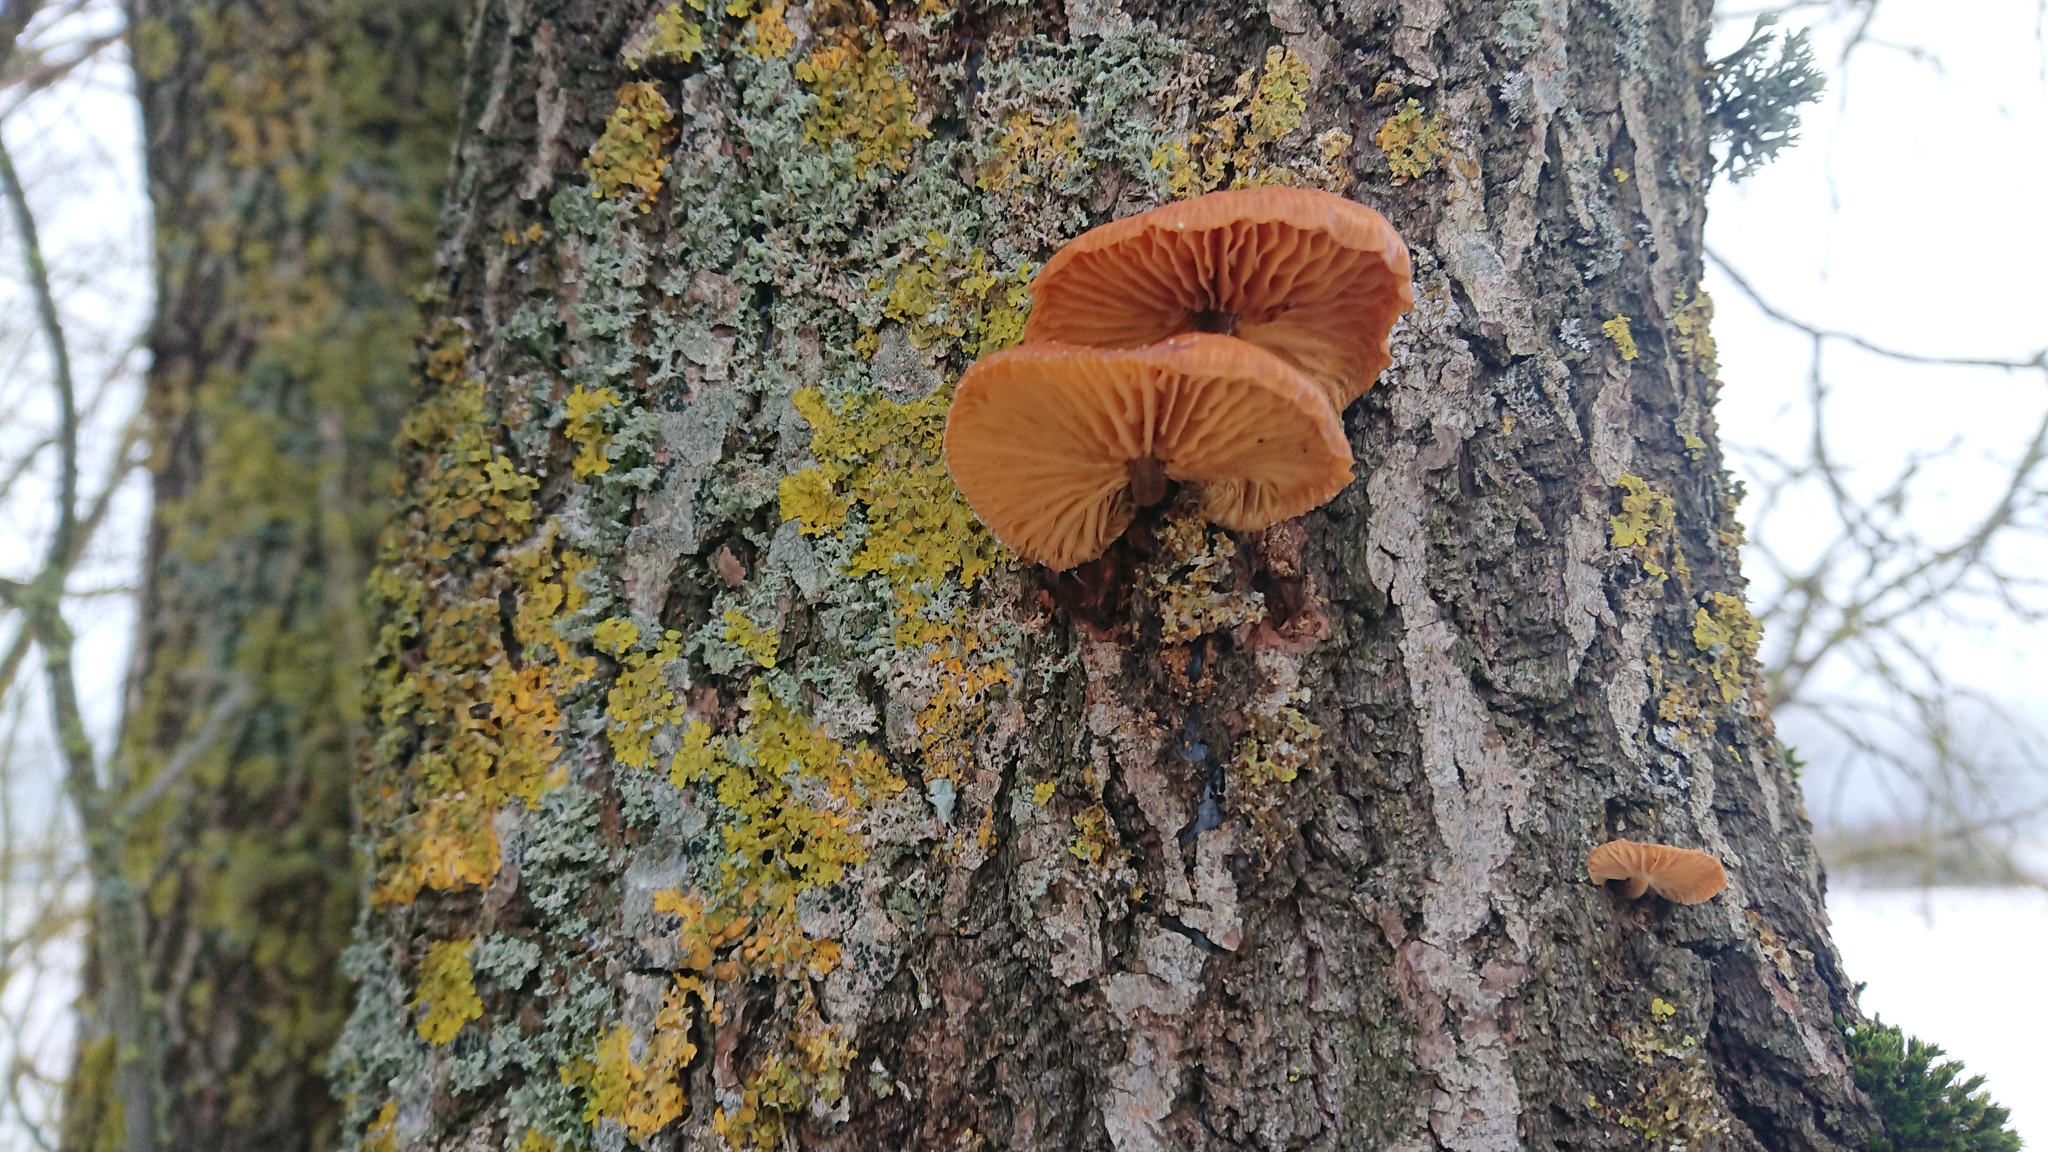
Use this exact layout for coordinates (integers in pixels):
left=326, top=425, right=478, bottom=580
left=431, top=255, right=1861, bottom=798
left=1621, top=875, right=1650, bottom=900
left=1190, top=307, right=1238, bottom=335
left=1127, top=457, right=1169, bottom=508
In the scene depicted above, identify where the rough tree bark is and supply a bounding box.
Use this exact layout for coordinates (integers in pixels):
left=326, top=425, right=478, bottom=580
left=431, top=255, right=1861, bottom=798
left=333, top=1, right=1880, bottom=1149
left=59, top=0, right=463, bottom=1148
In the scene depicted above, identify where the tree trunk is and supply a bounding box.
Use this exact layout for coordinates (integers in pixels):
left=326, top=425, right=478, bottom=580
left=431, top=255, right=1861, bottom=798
left=59, top=0, right=464, bottom=1148
left=333, top=1, right=1879, bottom=1149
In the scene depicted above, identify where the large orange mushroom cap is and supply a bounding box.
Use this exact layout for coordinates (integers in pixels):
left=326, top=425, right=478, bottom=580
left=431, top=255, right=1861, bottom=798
left=1022, top=186, right=1414, bottom=411
left=944, top=333, right=1354, bottom=571
left=1586, top=839, right=1728, bottom=904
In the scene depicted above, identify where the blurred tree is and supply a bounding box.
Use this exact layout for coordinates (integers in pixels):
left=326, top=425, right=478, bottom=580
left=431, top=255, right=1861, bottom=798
left=50, top=0, right=465, bottom=1147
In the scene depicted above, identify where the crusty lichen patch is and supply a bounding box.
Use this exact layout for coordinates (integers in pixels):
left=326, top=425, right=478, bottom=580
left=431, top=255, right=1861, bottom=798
left=1153, top=45, right=1352, bottom=196
left=1586, top=997, right=1737, bottom=1147
left=1146, top=510, right=1266, bottom=643
left=1374, top=97, right=1449, bottom=183
left=342, top=18, right=1206, bottom=1152
left=652, top=686, right=903, bottom=1142
left=1692, top=591, right=1761, bottom=705
left=1602, top=313, right=1640, bottom=360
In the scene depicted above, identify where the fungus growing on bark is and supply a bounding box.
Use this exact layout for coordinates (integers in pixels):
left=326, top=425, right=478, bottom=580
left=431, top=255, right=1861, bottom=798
left=1021, top=185, right=1414, bottom=410
left=944, top=333, right=1353, bottom=570
left=1587, top=839, right=1728, bottom=904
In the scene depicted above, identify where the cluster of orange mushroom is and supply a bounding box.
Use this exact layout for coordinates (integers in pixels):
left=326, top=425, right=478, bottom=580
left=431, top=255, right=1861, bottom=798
left=939, top=192, right=1729, bottom=910
left=944, top=186, right=1416, bottom=571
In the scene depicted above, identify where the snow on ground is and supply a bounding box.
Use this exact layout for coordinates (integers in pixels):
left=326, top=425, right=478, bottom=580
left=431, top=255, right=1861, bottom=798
left=1828, top=887, right=2048, bottom=1147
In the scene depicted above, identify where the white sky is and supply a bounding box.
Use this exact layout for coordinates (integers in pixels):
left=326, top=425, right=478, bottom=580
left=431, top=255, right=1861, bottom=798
left=1708, top=1, right=2048, bottom=838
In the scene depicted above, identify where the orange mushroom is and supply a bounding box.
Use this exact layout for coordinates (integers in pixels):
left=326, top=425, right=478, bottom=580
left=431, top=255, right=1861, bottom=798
left=1022, top=186, right=1414, bottom=411
left=1586, top=839, right=1728, bottom=904
left=944, top=333, right=1354, bottom=570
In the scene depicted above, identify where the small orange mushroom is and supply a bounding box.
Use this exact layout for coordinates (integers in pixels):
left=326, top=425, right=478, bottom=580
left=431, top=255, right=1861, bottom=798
left=1586, top=839, right=1728, bottom=904
left=944, top=333, right=1354, bottom=570
left=1022, top=186, right=1414, bottom=411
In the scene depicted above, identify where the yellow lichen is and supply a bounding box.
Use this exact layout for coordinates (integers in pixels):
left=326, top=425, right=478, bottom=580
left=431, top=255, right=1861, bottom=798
left=1069, top=804, right=1116, bottom=865
left=563, top=385, right=621, bottom=480
left=414, top=938, right=483, bottom=1045
left=604, top=624, right=689, bottom=770
left=778, top=386, right=1004, bottom=598
left=909, top=637, right=1012, bottom=787
left=1151, top=46, right=1350, bottom=197
left=623, top=4, right=707, bottom=69
left=363, top=1101, right=399, bottom=1152
left=1239, top=691, right=1319, bottom=785
left=367, top=337, right=596, bottom=905
left=605, top=687, right=900, bottom=1143
left=721, top=608, right=780, bottom=669
left=872, top=233, right=1032, bottom=358
left=1232, top=686, right=1321, bottom=851
left=1691, top=592, right=1761, bottom=704
left=1609, top=474, right=1687, bottom=586
left=775, top=382, right=1013, bottom=826
left=794, top=34, right=929, bottom=175
left=674, top=685, right=905, bottom=896
left=1374, top=98, right=1450, bottom=183
left=1602, top=314, right=1639, bottom=361
left=711, top=992, right=854, bottom=1151
left=585, top=81, right=679, bottom=208
left=979, top=112, right=1085, bottom=194
left=1672, top=289, right=1720, bottom=383
left=1031, top=780, right=1056, bottom=806
left=566, top=978, right=702, bottom=1140
left=743, top=1, right=794, bottom=59
left=592, top=616, right=641, bottom=656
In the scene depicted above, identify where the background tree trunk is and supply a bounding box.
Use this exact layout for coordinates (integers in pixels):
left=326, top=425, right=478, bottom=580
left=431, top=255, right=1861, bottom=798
left=59, top=0, right=463, bottom=1147
left=333, top=1, right=1880, bottom=1149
